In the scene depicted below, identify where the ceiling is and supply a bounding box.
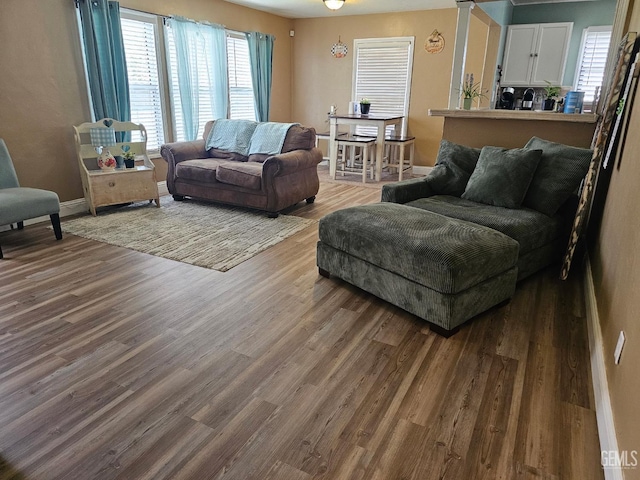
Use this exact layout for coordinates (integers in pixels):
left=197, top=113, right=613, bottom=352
left=222, top=0, right=458, bottom=19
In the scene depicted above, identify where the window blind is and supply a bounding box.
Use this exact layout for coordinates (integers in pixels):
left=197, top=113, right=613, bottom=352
left=353, top=38, right=414, bottom=136
left=575, top=26, right=612, bottom=112
left=227, top=34, right=256, bottom=121
left=120, top=16, right=165, bottom=150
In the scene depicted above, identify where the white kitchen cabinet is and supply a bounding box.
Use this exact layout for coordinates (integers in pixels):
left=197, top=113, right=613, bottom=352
left=501, top=22, right=573, bottom=87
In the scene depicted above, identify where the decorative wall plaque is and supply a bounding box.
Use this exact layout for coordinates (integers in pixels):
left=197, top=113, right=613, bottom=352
left=331, top=36, right=348, bottom=58
left=425, top=30, right=445, bottom=54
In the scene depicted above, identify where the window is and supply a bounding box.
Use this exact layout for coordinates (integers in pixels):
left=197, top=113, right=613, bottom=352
left=166, top=22, right=218, bottom=141
left=120, top=12, right=166, bottom=151
left=167, top=26, right=256, bottom=141
left=352, top=37, right=414, bottom=136
left=575, top=26, right=612, bottom=112
left=101, top=9, right=257, bottom=147
left=227, top=33, right=256, bottom=121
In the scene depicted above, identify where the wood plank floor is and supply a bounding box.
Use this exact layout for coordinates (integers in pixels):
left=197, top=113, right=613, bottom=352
left=0, top=180, right=602, bottom=480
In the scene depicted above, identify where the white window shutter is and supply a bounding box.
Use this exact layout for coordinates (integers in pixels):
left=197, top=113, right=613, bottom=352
left=575, top=26, right=612, bottom=112
left=353, top=38, right=414, bottom=136
left=120, top=16, right=165, bottom=150
left=227, top=34, right=256, bottom=121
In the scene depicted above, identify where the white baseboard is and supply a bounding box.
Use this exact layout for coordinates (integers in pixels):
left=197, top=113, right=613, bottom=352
left=2, top=180, right=169, bottom=231
left=584, top=256, right=624, bottom=480
left=412, top=166, right=433, bottom=176
left=317, top=161, right=430, bottom=176
left=0, top=198, right=88, bottom=232
left=157, top=181, right=169, bottom=196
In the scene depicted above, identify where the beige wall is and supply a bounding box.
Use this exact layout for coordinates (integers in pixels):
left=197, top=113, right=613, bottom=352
left=291, top=9, right=459, bottom=166
left=0, top=0, right=292, bottom=202
left=590, top=0, right=640, bottom=476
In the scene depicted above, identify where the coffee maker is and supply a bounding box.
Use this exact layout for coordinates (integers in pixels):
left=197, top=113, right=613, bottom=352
left=521, top=88, right=535, bottom=110
left=499, top=87, right=515, bottom=110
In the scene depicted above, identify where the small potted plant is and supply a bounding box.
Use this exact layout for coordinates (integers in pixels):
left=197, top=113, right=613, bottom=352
left=359, top=98, right=371, bottom=115
left=543, top=82, right=561, bottom=111
left=460, top=73, right=486, bottom=110
left=123, top=150, right=136, bottom=169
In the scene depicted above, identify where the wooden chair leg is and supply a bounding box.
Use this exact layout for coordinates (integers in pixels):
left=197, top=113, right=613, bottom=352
left=408, top=142, right=415, bottom=175
left=50, top=213, right=62, bottom=240
left=17, top=221, right=24, bottom=230
left=362, top=144, right=368, bottom=183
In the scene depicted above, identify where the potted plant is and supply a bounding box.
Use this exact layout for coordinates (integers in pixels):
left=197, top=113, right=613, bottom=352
left=460, top=73, right=486, bottom=110
left=123, top=150, right=136, bottom=169
left=543, top=82, right=561, bottom=111
left=359, top=98, right=371, bottom=115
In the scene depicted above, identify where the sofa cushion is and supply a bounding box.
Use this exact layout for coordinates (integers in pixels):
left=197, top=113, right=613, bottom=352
left=282, top=125, right=315, bottom=152
left=175, top=159, right=224, bottom=184
left=216, top=162, right=263, bottom=190
left=248, top=125, right=316, bottom=163
left=209, top=148, right=249, bottom=162
left=428, top=140, right=481, bottom=196
left=247, top=153, right=271, bottom=163
left=318, top=203, right=519, bottom=295
left=406, top=195, right=568, bottom=255
left=462, top=146, right=542, bottom=209
left=249, top=122, right=299, bottom=156
left=523, top=137, right=593, bottom=216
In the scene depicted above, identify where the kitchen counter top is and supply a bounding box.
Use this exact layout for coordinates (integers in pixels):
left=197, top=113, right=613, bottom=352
left=429, top=109, right=598, bottom=123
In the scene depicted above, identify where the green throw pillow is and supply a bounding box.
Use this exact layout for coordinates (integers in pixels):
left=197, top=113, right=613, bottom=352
left=523, top=137, right=593, bottom=216
left=462, top=146, right=542, bottom=209
left=428, top=139, right=481, bottom=196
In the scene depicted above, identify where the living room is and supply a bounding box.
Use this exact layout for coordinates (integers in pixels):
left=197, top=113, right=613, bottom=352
left=1, top=0, right=639, bottom=478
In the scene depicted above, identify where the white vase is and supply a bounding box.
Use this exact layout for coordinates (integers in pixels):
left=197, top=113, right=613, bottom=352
left=96, top=147, right=117, bottom=170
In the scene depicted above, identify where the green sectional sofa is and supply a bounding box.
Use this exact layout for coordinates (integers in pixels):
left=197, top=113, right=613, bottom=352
left=317, top=137, right=593, bottom=336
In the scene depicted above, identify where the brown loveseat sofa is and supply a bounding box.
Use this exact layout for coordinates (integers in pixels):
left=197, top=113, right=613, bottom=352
left=160, top=121, right=322, bottom=217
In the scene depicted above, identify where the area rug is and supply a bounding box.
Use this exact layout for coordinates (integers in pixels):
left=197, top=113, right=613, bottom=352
left=60, top=197, right=315, bottom=272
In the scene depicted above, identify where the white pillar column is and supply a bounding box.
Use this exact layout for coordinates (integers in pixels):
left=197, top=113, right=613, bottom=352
left=448, top=1, right=475, bottom=110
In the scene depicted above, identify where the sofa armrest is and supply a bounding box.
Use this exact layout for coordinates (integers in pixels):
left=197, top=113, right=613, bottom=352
left=381, top=176, right=437, bottom=204
left=160, top=139, right=207, bottom=166
left=263, top=148, right=323, bottom=177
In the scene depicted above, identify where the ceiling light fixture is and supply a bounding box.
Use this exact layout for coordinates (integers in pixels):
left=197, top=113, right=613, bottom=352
left=323, top=0, right=345, bottom=10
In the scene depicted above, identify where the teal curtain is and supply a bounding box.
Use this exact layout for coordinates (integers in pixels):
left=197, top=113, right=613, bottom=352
left=246, top=32, right=274, bottom=122
left=170, top=17, right=228, bottom=141
left=77, top=0, right=130, bottom=125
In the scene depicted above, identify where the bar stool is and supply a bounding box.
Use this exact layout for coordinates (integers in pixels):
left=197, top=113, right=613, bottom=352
left=336, top=136, right=375, bottom=183
left=315, top=131, right=347, bottom=161
left=385, top=135, right=415, bottom=181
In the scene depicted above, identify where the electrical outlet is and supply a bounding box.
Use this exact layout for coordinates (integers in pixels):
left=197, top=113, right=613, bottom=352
left=614, top=331, right=625, bottom=365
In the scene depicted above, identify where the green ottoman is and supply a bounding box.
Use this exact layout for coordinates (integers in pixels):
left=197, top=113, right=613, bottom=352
left=316, top=203, right=519, bottom=336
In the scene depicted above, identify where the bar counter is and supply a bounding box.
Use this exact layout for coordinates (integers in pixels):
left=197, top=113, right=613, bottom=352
left=428, top=109, right=598, bottom=149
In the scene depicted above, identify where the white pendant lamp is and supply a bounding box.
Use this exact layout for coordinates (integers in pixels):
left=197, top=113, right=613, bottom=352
left=323, top=0, right=345, bottom=10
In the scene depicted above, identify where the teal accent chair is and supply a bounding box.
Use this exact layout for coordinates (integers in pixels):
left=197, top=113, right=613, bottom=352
left=0, top=139, right=62, bottom=258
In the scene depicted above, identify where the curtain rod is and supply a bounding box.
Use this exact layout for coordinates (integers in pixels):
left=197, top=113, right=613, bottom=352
left=73, top=0, right=168, bottom=20
left=73, top=1, right=273, bottom=38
